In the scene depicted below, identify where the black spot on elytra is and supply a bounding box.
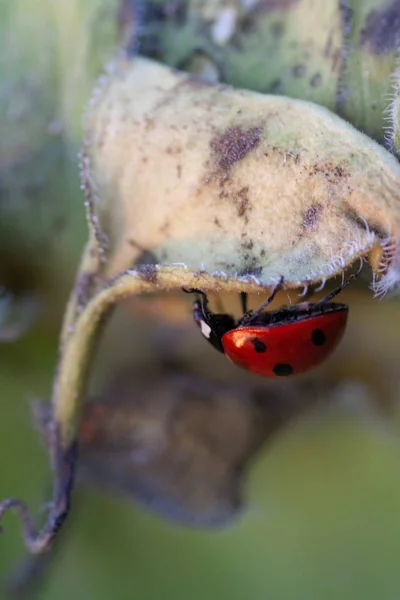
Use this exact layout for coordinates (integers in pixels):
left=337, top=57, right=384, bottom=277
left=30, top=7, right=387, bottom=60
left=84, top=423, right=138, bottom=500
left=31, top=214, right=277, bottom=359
left=360, top=0, right=400, bottom=54
left=342, top=202, right=388, bottom=239
left=312, top=329, right=326, bottom=346
left=251, top=338, right=266, bottom=353
left=273, top=363, right=293, bottom=377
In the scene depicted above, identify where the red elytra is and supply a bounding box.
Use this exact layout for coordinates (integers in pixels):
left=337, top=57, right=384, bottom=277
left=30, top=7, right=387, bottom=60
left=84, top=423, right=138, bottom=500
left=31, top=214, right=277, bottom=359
left=186, top=273, right=356, bottom=378
left=221, top=307, right=348, bottom=377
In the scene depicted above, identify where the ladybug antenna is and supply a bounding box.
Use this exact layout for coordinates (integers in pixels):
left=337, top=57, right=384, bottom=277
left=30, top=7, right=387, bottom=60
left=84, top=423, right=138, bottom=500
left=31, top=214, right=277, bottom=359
left=240, top=277, right=284, bottom=324
left=182, top=287, right=206, bottom=297
left=314, top=261, right=363, bottom=306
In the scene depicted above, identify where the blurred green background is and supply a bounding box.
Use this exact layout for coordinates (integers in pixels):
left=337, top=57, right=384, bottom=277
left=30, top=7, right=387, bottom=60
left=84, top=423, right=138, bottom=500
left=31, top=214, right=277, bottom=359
left=2, top=1, right=400, bottom=598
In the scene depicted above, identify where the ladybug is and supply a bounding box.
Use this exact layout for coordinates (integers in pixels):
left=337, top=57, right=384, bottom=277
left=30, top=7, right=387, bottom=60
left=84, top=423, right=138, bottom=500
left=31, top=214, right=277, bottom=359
left=185, top=273, right=358, bottom=378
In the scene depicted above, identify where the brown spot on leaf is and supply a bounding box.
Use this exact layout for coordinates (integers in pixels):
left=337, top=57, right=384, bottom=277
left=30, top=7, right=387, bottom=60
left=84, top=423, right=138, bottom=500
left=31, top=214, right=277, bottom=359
left=334, top=165, right=347, bottom=178
left=302, top=203, right=323, bottom=232
left=159, top=220, right=171, bottom=235
left=238, top=249, right=263, bottom=278
left=241, top=239, right=254, bottom=250
left=360, top=0, right=400, bottom=54
left=210, top=126, right=262, bottom=181
left=165, top=145, right=182, bottom=155
left=236, top=187, right=251, bottom=217
left=308, top=161, right=349, bottom=184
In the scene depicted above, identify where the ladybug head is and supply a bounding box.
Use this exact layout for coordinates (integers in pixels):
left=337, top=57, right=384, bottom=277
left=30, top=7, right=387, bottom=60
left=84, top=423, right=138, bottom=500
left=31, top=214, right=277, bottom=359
left=191, top=295, right=235, bottom=353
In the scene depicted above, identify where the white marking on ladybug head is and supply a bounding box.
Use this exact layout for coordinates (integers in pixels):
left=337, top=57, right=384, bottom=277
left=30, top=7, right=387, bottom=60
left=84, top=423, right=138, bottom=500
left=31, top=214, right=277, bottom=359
left=200, top=320, right=212, bottom=339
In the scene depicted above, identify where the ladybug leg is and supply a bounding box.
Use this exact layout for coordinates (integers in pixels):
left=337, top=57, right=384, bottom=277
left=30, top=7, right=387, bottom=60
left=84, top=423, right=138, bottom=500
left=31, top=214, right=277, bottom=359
left=181, top=287, right=206, bottom=296
left=183, top=288, right=235, bottom=353
left=314, top=261, right=363, bottom=306
left=240, top=292, right=248, bottom=314
left=183, top=287, right=230, bottom=326
left=239, top=276, right=284, bottom=324
left=182, top=287, right=212, bottom=321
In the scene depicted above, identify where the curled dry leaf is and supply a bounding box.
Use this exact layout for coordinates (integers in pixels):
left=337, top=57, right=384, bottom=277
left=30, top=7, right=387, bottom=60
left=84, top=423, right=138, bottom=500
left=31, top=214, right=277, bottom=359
left=83, top=57, right=400, bottom=294
left=79, top=373, right=267, bottom=526
left=51, top=368, right=321, bottom=527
